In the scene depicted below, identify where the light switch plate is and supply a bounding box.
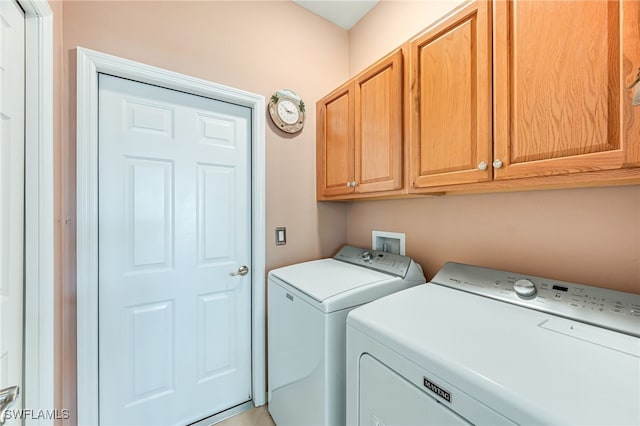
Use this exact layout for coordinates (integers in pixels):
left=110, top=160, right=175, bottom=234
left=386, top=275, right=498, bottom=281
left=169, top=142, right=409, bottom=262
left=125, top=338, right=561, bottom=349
left=275, top=227, right=286, bottom=245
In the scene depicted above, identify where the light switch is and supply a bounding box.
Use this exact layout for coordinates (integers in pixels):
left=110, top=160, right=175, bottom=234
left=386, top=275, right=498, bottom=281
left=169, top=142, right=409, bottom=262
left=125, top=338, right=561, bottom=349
left=275, top=227, right=286, bottom=245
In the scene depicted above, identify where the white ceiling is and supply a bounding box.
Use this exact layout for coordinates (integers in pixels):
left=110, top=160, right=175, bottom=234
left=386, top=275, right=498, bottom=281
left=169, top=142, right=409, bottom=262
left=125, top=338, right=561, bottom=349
left=293, top=0, right=380, bottom=30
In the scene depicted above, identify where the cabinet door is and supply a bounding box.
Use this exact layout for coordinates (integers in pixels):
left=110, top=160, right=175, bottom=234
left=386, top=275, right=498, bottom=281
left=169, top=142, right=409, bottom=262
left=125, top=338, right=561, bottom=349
left=354, top=49, right=404, bottom=193
left=493, top=0, right=640, bottom=180
left=409, top=1, right=492, bottom=189
left=316, top=83, right=355, bottom=197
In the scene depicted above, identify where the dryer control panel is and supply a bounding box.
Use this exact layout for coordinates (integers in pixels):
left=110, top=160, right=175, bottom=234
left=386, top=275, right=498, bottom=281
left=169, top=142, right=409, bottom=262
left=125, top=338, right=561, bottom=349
left=334, top=245, right=412, bottom=278
left=431, top=262, right=640, bottom=337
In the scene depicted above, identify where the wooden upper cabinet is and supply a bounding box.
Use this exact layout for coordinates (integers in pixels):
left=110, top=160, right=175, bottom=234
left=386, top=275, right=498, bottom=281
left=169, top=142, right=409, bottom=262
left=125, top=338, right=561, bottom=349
left=355, top=49, right=404, bottom=193
left=493, top=0, right=640, bottom=180
left=409, top=1, right=492, bottom=189
left=317, top=49, right=404, bottom=199
left=316, top=82, right=355, bottom=197
left=318, top=0, right=639, bottom=199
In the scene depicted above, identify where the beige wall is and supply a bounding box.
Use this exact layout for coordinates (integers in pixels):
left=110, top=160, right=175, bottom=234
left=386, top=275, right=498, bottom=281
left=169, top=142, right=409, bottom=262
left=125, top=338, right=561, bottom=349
left=347, top=0, right=640, bottom=294
left=349, top=0, right=465, bottom=75
left=348, top=187, right=640, bottom=293
left=57, top=1, right=350, bottom=421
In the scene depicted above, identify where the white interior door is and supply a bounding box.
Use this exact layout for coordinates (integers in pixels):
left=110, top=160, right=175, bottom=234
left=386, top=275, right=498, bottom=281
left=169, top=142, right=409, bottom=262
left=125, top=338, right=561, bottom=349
left=0, top=0, right=24, bottom=422
left=98, top=74, right=252, bottom=425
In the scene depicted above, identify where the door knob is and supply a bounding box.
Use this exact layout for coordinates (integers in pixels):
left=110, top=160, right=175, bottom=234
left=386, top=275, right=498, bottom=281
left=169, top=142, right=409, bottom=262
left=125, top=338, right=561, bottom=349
left=0, top=385, right=19, bottom=425
left=229, top=265, right=249, bottom=276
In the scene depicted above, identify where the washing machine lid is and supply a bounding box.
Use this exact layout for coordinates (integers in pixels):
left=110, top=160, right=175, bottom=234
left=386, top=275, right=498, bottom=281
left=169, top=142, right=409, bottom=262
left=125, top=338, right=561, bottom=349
left=347, top=284, right=640, bottom=425
left=269, top=259, right=393, bottom=303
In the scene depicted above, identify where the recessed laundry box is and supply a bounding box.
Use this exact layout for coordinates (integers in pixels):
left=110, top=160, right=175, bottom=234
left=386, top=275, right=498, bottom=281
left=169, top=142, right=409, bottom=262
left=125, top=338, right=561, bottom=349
left=267, top=245, right=425, bottom=426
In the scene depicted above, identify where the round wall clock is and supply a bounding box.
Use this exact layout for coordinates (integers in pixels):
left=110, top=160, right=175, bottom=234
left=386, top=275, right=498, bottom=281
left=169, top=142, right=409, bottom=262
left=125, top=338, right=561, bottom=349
left=269, top=89, right=305, bottom=134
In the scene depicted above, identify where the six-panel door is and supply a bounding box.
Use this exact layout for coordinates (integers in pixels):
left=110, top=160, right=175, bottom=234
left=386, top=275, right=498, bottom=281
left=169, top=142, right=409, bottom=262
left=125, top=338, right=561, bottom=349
left=98, top=74, right=252, bottom=425
left=0, top=1, right=25, bottom=418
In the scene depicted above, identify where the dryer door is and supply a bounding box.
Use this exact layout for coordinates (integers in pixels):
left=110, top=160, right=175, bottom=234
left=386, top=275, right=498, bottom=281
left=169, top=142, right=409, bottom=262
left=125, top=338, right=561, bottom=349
left=359, top=354, right=470, bottom=426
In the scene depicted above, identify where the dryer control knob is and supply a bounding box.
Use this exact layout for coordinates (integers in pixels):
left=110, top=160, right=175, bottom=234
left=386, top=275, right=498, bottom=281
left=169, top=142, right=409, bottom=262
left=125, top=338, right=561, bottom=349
left=361, top=251, right=373, bottom=262
left=513, top=279, right=537, bottom=298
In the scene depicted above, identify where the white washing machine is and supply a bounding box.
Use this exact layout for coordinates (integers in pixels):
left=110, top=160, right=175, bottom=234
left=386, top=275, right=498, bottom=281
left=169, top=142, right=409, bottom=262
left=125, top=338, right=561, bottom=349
left=347, top=262, right=640, bottom=425
left=267, top=245, right=426, bottom=426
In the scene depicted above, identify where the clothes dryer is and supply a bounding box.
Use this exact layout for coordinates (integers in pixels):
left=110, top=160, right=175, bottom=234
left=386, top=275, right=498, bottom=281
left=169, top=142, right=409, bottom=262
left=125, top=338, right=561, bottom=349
left=346, top=262, right=640, bottom=425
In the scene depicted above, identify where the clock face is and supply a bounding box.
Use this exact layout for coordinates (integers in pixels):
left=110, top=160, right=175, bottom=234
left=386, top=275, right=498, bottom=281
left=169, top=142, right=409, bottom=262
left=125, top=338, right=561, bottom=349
left=269, top=90, right=305, bottom=134
left=277, top=99, right=300, bottom=125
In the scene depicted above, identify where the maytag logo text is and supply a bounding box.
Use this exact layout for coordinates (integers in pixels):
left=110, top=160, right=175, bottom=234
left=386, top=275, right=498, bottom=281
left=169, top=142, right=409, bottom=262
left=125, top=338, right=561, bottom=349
left=423, top=377, right=452, bottom=402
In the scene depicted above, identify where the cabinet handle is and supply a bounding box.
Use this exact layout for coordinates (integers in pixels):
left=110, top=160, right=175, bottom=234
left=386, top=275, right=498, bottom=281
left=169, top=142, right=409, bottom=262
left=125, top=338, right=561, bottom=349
left=477, top=161, right=488, bottom=171
left=492, top=159, right=504, bottom=169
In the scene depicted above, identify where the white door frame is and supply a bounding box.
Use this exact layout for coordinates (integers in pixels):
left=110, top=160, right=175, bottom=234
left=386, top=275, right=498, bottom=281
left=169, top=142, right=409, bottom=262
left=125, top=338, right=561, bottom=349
left=75, top=47, right=267, bottom=425
left=19, top=0, right=55, bottom=421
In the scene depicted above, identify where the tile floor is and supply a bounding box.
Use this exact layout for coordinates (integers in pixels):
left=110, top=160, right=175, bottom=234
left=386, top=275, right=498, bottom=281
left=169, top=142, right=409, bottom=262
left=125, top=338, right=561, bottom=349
left=217, top=406, right=275, bottom=426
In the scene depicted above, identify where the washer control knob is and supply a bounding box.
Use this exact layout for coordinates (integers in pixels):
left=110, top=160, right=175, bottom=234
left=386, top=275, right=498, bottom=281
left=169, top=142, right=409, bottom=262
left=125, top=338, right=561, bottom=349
left=513, top=279, right=537, bottom=298
left=361, top=251, right=373, bottom=262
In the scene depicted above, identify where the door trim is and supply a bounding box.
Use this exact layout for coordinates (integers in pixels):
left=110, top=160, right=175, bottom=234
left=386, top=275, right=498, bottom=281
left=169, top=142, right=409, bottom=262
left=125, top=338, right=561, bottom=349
left=19, top=0, right=55, bottom=421
left=75, top=47, right=267, bottom=425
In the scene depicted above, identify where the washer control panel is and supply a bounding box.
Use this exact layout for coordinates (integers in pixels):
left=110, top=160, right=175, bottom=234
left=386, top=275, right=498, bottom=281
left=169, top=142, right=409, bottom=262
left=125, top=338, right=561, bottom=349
left=334, top=245, right=412, bottom=278
left=431, top=262, right=640, bottom=337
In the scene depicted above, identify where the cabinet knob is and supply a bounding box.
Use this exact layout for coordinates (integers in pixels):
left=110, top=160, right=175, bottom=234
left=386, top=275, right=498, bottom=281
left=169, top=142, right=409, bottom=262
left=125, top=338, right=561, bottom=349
left=477, top=161, right=488, bottom=171
left=352, top=181, right=358, bottom=187
left=346, top=182, right=351, bottom=188
left=492, top=159, right=504, bottom=169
